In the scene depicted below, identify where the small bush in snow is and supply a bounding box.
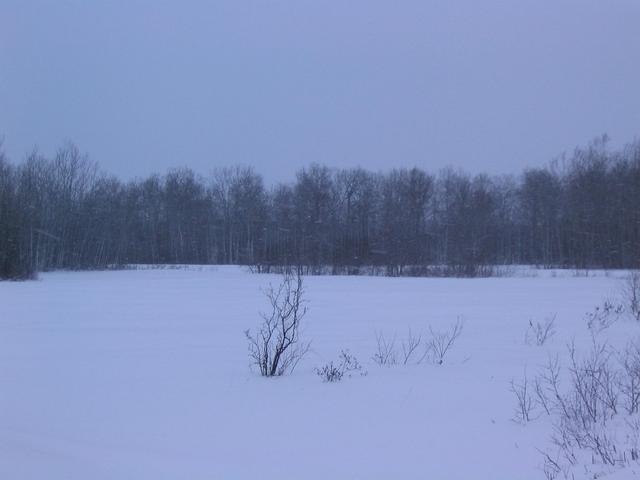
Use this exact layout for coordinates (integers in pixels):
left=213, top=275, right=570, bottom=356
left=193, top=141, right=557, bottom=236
left=525, top=314, right=556, bottom=346
left=245, top=272, right=310, bottom=377
left=533, top=355, right=562, bottom=418
left=540, top=451, right=565, bottom=480
left=372, top=331, right=398, bottom=366
left=510, top=368, right=536, bottom=423
left=315, top=350, right=367, bottom=382
left=427, top=318, right=464, bottom=365
left=618, top=339, right=640, bottom=415
left=401, top=328, right=427, bottom=365
left=373, top=320, right=464, bottom=367
left=531, top=338, right=640, bottom=473
left=585, top=300, right=624, bottom=333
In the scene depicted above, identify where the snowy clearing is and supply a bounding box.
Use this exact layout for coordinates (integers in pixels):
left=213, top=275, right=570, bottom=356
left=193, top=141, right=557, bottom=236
left=1, top=267, right=638, bottom=479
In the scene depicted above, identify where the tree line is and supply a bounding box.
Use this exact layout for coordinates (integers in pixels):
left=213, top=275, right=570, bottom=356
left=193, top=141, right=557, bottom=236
left=0, top=135, right=638, bottom=280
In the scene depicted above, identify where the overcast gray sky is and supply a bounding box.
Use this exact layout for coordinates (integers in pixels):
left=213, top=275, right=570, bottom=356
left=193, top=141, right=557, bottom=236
left=1, top=0, right=639, bottom=183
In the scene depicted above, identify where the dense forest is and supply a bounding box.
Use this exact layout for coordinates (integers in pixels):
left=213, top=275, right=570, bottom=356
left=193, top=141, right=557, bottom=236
left=0, top=135, right=638, bottom=280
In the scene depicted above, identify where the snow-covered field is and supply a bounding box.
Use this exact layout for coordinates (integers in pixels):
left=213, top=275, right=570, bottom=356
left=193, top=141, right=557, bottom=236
left=1, top=267, right=638, bottom=479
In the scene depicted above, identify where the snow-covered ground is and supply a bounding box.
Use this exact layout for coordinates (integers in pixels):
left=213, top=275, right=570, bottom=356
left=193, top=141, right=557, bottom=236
left=0, top=267, right=638, bottom=479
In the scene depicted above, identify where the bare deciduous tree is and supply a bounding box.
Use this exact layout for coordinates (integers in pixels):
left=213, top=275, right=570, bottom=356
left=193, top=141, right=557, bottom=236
left=3, top=136, right=640, bottom=280
left=245, top=272, right=310, bottom=377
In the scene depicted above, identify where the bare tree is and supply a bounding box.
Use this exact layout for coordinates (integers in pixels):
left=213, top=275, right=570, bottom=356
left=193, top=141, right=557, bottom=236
left=3, top=135, right=640, bottom=280
left=245, top=272, right=310, bottom=376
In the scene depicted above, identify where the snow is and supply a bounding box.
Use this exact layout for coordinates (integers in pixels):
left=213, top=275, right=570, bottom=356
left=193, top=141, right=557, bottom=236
left=0, top=267, right=637, bottom=479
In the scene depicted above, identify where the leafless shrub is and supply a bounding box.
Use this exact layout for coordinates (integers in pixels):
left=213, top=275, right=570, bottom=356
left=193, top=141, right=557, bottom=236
left=372, top=331, right=398, bottom=366
left=401, top=328, right=424, bottom=365
left=534, top=375, right=552, bottom=416
left=315, top=350, right=367, bottom=382
left=618, top=339, right=640, bottom=414
left=538, top=449, right=563, bottom=480
left=527, top=337, right=640, bottom=475
left=567, top=339, right=619, bottom=422
left=546, top=339, right=624, bottom=468
left=511, top=368, right=536, bottom=423
left=626, top=418, right=640, bottom=462
left=525, top=314, right=557, bottom=346
left=536, top=355, right=569, bottom=418
left=427, top=318, right=464, bottom=365
left=245, top=272, right=310, bottom=377
left=579, top=425, right=618, bottom=467
left=585, top=300, right=624, bottom=333
left=622, top=272, right=640, bottom=322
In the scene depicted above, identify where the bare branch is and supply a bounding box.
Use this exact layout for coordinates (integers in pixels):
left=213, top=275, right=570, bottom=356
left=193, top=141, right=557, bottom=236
left=245, top=271, right=310, bottom=377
